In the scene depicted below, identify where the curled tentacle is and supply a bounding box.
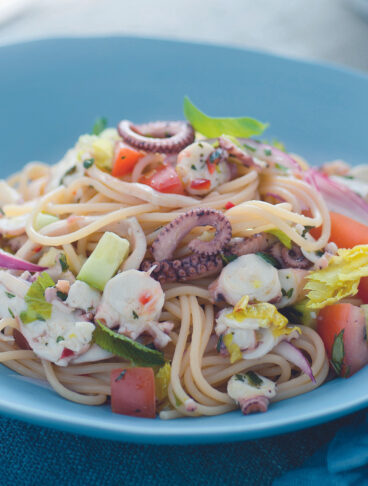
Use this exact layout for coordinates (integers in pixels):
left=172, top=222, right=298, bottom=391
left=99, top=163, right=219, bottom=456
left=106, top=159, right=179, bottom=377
left=238, top=396, right=270, bottom=415
left=118, top=120, right=195, bottom=153
left=141, top=254, right=223, bottom=284
left=227, top=233, right=277, bottom=256
left=218, top=136, right=263, bottom=170
left=270, top=242, right=311, bottom=269
left=151, top=208, right=232, bottom=261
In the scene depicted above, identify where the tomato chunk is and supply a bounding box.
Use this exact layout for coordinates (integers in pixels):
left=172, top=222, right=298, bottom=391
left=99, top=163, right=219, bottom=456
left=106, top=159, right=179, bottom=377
left=317, top=303, right=368, bottom=377
left=139, top=165, right=184, bottom=194
left=112, top=145, right=143, bottom=177
left=110, top=368, right=156, bottom=418
left=190, top=178, right=211, bottom=191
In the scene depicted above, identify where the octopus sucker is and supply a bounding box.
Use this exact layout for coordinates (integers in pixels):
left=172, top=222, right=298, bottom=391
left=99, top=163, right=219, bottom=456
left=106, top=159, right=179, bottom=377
left=227, top=233, right=277, bottom=256
left=270, top=242, right=311, bottom=269
left=151, top=208, right=232, bottom=262
left=117, top=120, right=195, bottom=153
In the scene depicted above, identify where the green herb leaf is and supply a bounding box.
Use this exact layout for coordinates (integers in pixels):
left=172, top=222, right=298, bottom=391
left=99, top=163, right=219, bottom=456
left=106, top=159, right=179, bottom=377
left=5, top=292, right=15, bottom=299
left=8, top=308, right=14, bottom=318
left=83, top=158, right=95, bottom=169
left=275, top=163, right=288, bottom=172
left=183, top=97, right=268, bottom=138
left=59, top=254, right=69, bottom=272
left=56, top=336, right=65, bottom=343
left=92, top=117, right=108, bottom=135
left=220, top=253, right=238, bottom=265
left=264, top=148, right=272, bottom=156
left=20, top=272, right=55, bottom=324
left=243, top=142, right=257, bottom=152
left=60, top=165, right=77, bottom=185
left=245, top=371, right=263, bottom=388
left=235, top=373, right=246, bottom=382
left=56, top=291, right=68, bottom=301
left=302, top=226, right=313, bottom=238
left=281, top=288, right=294, bottom=299
left=255, top=252, right=281, bottom=268
left=191, top=164, right=197, bottom=170
left=114, top=370, right=127, bottom=382
left=331, top=330, right=345, bottom=376
left=216, top=335, right=223, bottom=353
left=93, top=320, right=165, bottom=367
left=132, top=310, right=139, bottom=320
left=267, top=229, right=292, bottom=249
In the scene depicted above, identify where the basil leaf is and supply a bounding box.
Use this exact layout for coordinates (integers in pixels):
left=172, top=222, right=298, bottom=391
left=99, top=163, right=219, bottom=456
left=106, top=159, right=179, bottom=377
left=93, top=320, right=165, bottom=367
left=92, top=117, right=107, bottom=135
left=20, top=272, right=55, bottom=324
left=331, top=330, right=345, bottom=376
left=183, top=97, right=268, bottom=138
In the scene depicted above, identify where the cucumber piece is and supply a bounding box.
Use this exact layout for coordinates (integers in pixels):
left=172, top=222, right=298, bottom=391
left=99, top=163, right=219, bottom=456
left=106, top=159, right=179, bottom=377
left=77, top=232, right=129, bottom=291
left=35, top=212, right=59, bottom=230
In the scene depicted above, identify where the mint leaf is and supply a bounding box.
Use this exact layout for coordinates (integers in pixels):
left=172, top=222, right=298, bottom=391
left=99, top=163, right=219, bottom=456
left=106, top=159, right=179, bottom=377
left=331, top=330, right=345, bottom=376
left=92, top=117, right=107, bottom=135
left=183, top=97, right=268, bottom=138
left=20, top=272, right=54, bottom=324
left=93, top=320, right=165, bottom=367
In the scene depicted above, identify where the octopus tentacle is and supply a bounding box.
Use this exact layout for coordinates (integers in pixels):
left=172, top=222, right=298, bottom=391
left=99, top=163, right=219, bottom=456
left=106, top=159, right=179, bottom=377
left=151, top=208, right=232, bottom=261
left=238, top=396, right=269, bottom=414
left=227, top=233, right=277, bottom=257
left=118, top=120, right=195, bottom=153
left=270, top=242, right=311, bottom=269
left=141, top=254, right=223, bottom=284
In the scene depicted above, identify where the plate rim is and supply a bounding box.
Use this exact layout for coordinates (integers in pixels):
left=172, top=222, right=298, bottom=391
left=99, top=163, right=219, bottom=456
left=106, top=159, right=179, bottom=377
left=1, top=35, right=368, bottom=444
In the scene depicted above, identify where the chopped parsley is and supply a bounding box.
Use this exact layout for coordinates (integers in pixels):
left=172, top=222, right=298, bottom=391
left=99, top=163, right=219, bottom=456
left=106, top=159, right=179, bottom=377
left=83, top=158, right=94, bottom=169
left=198, top=143, right=203, bottom=148
left=8, top=308, right=14, bottom=318
left=56, top=336, right=65, bottom=343
left=264, top=148, right=272, bottom=156
left=275, top=163, right=288, bottom=172
left=220, top=253, right=238, bottom=265
left=132, top=310, right=139, bottom=320
left=59, top=254, right=69, bottom=272
left=243, top=143, right=257, bottom=152
left=114, top=370, right=127, bottom=382
left=315, top=250, right=324, bottom=257
left=5, top=292, right=15, bottom=299
left=60, top=165, right=77, bottom=185
left=191, top=164, right=197, bottom=170
left=302, top=226, right=313, bottom=238
left=235, top=373, right=246, bottom=382
left=331, top=330, right=345, bottom=376
left=216, top=335, right=223, bottom=353
left=281, top=288, right=294, bottom=299
left=91, top=117, right=108, bottom=135
left=245, top=371, right=263, bottom=388
left=56, top=291, right=68, bottom=301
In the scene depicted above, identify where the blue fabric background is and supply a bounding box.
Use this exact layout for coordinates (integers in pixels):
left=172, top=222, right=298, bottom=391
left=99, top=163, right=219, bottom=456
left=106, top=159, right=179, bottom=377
left=0, top=411, right=364, bottom=486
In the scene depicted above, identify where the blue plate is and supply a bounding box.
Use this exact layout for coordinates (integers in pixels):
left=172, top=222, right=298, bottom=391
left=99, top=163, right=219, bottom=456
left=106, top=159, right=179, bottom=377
left=0, top=37, right=368, bottom=444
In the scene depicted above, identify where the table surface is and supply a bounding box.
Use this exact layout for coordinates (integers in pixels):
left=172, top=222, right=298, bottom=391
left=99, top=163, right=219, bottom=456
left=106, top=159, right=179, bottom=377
left=0, top=2, right=368, bottom=485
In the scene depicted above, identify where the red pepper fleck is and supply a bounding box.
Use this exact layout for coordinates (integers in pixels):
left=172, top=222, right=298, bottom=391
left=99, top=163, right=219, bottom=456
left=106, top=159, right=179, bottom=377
left=33, top=246, right=42, bottom=253
left=61, top=348, right=74, bottom=359
left=190, top=178, right=211, bottom=191
left=139, top=292, right=152, bottom=305
left=225, top=202, right=235, bottom=210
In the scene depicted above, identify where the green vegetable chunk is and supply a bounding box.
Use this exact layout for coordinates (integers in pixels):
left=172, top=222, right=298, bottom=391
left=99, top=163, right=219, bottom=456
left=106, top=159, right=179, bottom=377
left=183, top=96, right=268, bottom=138
left=267, top=229, right=292, bottom=249
left=93, top=320, right=165, bottom=367
left=20, top=272, right=55, bottom=324
left=35, top=213, right=59, bottom=231
left=77, top=232, right=130, bottom=291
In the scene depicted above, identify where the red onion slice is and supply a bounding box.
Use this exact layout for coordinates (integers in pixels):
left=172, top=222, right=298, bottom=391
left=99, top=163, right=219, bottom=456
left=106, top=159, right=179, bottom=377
left=0, top=250, right=47, bottom=272
left=304, top=169, right=368, bottom=225
left=273, top=340, right=316, bottom=383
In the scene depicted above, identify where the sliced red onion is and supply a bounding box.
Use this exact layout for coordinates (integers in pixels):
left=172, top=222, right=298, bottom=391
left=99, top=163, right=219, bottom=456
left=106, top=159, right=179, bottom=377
left=0, top=249, right=47, bottom=272
left=237, top=138, right=302, bottom=172
left=273, top=340, right=316, bottom=383
left=304, top=169, right=368, bottom=225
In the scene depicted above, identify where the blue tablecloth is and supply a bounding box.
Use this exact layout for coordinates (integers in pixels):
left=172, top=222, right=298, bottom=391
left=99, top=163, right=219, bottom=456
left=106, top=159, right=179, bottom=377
left=1, top=411, right=365, bottom=486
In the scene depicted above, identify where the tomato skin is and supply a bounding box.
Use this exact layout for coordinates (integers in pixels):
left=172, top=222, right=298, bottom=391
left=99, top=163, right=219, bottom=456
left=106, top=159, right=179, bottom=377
left=112, top=144, right=143, bottom=177
left=225, top=201, right=235, bottom=210
left=358, top=277, right=368, bottom=304
left=110, top=368, right=156, bottom=418
left=139, top=165, right=184, bottom=194
left=190, top=178, right=211, bottom=191
left=317, top=303, right=368, bottom=377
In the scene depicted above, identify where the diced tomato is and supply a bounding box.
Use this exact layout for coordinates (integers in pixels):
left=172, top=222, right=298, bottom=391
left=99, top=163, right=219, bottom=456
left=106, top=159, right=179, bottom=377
left=139, top=165, right=184, bottom=194
left=225, top=201, right=235, bottom=210
left=190, top=178, right=211, bottom=191
left=110, top=368, right=156, bottom=418
left=139, top=292, right=152, bottom=305
left=61, top=348, right=74, bottom=359
left=317, top=303, right=368, bottom=377
left=358, top=277, right=368, bottom=304
left=112, top=144, right=143, bottom=177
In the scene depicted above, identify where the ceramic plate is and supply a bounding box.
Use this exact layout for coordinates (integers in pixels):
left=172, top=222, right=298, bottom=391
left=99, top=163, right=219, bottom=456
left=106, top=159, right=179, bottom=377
left=0, top=37, right=368, bottom=444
